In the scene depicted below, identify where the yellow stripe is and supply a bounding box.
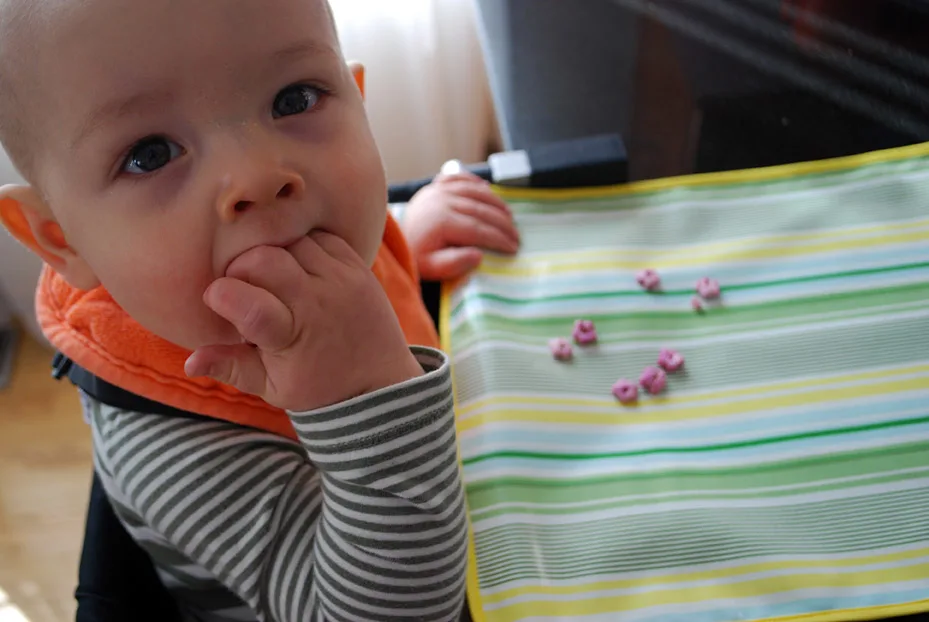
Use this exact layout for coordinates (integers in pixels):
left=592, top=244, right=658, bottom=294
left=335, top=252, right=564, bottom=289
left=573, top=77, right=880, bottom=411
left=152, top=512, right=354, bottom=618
left=482, top=547, right=929, bottom=605
left=481, top=219, right=929, bottom=268
left=488, top=564, right=929, bottom=622
left=476, top=228, right=929, bottom=276
left=441, top=283, right=488, bottom=622
left=492, top=141, right=929, bottom=202
left=457, top=363, right=929, bottom=420
left=457, top=372, right=929, bottom=433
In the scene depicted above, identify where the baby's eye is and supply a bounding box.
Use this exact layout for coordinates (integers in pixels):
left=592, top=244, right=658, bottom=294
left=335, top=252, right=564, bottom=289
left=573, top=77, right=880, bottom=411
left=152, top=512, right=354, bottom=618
left=122, top=137, right=184, bottom=175
left=272, top=84, right=323, bottom=119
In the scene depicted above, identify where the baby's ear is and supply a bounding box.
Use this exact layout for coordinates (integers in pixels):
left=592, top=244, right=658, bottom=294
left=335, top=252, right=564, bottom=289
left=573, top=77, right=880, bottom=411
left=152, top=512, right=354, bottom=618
left=347, top=61, right=365, bottom=100
left=0, top=184, right=100, bottom=290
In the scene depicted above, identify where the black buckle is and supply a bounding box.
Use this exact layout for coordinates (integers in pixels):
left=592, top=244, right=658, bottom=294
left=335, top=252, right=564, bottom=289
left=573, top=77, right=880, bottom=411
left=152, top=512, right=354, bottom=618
left=52, top=352, right=73, bottom=380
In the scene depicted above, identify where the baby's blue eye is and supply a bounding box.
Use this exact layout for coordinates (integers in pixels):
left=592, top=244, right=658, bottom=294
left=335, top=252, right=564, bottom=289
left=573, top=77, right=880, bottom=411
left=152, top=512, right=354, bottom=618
left=273, top=84, right=322, bottom=119
left=122, top=137, right=184, bottom=175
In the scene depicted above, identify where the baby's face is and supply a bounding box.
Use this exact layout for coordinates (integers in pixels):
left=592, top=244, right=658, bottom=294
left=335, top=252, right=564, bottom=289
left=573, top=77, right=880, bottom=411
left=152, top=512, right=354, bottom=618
left=32, top=0, right=387, bottom=350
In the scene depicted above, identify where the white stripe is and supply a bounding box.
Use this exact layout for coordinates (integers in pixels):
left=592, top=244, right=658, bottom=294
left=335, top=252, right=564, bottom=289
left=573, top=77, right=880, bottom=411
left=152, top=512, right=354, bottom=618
left=510, top=166, right=929, bottom=223
left=471, top=477, right=929, bottom=530
left=292, top=374, right=450, bottom=434
left=314, top=530, right=467, bottom=592
left=507, top=215, right=929, bottom=262
left=148, top=431, right=291, bottom=524
left=453, top=307, right=929, bottom=365
left=328, top=423, right=457, bottom=482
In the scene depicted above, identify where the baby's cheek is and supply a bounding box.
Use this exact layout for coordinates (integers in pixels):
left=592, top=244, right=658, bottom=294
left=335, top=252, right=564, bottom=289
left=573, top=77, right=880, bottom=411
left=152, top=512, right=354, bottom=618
left=101, top=256, right=232, bottom=350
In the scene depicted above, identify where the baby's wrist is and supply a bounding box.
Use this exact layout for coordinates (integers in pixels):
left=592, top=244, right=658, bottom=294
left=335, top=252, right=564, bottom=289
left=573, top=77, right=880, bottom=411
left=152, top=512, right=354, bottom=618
left=360, top=348, right=424, bottom=395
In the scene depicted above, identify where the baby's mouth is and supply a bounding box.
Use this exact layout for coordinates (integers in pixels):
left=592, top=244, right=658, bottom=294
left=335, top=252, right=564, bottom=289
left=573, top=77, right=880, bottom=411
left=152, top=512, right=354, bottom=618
left=223, top=230, right=313, bottom=277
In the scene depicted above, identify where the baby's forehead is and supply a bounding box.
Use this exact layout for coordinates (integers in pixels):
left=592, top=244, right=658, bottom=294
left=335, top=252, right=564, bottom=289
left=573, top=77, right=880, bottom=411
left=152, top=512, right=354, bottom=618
left=7, top=2, right=338, bottom=123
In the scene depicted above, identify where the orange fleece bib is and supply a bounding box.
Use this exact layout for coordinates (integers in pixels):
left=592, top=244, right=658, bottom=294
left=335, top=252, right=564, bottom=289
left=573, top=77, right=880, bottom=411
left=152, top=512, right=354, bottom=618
left=36, top=214, right=440, bottom=440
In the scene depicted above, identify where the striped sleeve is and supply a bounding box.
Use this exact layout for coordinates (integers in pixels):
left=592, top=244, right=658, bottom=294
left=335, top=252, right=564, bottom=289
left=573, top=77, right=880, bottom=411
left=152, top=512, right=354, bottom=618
left=90, top=346, right=467, bottom=622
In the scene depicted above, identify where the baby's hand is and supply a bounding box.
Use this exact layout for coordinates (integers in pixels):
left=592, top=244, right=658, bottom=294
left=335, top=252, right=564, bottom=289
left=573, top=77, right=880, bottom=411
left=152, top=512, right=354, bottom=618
left=185, top=232, right=422, bottom=412
left=402, top=170, right=520, bottom=281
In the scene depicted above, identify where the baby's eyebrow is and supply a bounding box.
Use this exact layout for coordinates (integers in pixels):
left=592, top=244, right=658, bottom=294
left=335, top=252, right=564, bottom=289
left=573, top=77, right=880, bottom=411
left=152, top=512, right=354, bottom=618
left=71, top=90, right=173, bottom=150
left=270, top=39, right=339, bottom=66
left=70, top=39, right=338, bottom=150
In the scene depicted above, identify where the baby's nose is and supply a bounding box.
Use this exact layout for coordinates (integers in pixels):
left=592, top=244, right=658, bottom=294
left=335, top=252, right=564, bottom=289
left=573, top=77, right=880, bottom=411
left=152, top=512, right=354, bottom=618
left=217, top=168, right=305, bottom=221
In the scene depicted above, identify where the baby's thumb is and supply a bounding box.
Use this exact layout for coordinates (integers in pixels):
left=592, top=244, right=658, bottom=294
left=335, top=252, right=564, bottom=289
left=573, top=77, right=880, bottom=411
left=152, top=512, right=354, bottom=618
left=185, top=344, right=268, bottom=397
left=419, top=247, right=483, bottom=281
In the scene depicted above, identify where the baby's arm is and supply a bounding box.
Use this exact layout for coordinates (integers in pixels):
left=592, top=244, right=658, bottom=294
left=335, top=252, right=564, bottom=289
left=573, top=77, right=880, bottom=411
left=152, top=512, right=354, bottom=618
left=89, top=347, right=466, bottom=622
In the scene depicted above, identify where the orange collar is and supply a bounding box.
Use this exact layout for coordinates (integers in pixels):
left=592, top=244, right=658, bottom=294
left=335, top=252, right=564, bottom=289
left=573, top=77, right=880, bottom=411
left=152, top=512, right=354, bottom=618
left=36, top=214, right=439, bottom=441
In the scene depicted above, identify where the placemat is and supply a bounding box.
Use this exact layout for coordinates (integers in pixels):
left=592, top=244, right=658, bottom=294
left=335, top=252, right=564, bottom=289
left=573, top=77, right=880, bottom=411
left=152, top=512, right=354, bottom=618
left=442, top=143, right=929, bottom=622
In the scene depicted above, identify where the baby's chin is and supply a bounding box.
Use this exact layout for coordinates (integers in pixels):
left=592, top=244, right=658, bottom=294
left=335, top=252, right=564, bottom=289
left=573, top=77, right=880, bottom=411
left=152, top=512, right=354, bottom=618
left=141, top=311, right=243, bottom=353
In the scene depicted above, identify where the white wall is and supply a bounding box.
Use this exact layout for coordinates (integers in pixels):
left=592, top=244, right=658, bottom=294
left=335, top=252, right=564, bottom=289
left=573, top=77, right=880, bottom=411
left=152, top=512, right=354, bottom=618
left=0, top=149, right=45, bottom=343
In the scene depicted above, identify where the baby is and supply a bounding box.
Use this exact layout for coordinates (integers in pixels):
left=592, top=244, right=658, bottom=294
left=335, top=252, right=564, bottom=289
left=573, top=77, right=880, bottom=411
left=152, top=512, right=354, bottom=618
left=0, top=0, right=518, bottom=620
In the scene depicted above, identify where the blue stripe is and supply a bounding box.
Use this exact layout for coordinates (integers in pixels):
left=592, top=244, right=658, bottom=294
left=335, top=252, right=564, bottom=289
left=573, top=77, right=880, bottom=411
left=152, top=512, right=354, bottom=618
left=461, top=422, right=929, bottom=480
left=451, top=268, right=929, bottom=320
left=473, top=242, right=929, bottom=297
left=458, top=392, right=929, bottom=459
left=622, top=585, right=929, bottom=622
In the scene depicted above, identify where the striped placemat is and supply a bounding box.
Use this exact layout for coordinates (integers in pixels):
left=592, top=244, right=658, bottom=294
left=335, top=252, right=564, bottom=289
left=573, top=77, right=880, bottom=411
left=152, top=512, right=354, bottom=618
left=441, top=143, right=929, bottom=622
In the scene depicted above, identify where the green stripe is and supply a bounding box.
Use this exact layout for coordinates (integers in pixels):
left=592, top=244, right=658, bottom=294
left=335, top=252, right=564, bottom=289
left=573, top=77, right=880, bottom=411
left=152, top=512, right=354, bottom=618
left=449, top=283, right=929, bottom=347
left=451, top=302, right=927, bottom=352
left=462, top=415, right=929, bottom=466
left=467, top=445, right=929, bottom=511
left=450, top=262, right=929, bottom=317
left=469, top=469, right=929, bottom=521
left=464, top=441, right=929, bottom=497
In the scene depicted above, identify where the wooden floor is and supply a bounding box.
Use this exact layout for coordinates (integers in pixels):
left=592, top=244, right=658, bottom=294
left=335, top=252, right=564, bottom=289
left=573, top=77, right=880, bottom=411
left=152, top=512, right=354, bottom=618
left=0, top=333, right=90, bottom=622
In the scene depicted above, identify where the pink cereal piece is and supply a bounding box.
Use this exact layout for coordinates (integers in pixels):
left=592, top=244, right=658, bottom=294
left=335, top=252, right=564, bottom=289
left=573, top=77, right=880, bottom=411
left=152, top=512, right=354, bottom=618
left=691, top=296, right=704, bottom=312
left=612, top=379, right=639, bottom=404
left=657, top=348, right=685, bottom=373
left=696, top=277, right=721, bottom=300
left=549, top=338, right=574, bottom=361
left=636, top=269, right=661, bottom=292
left=639, top=365, right=668, bottom=395
left=573, top=319, right=598, bottom=345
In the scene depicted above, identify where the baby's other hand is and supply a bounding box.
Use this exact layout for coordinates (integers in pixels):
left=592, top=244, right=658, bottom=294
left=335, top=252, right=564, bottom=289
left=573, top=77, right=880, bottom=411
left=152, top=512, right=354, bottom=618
left=184, top=232, right=422, bottom=412
left=402, top=170, right=520, bottom=281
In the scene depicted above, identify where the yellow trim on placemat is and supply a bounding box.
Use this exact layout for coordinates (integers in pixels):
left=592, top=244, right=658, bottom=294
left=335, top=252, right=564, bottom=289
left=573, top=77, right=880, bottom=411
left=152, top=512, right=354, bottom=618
left=493, top=140, right=929, bottom=202
left=438, top=141, right=929, bottom=622
left=766, top=598, right=929, bottom=622
left=441, top=281, right=487, bottom=622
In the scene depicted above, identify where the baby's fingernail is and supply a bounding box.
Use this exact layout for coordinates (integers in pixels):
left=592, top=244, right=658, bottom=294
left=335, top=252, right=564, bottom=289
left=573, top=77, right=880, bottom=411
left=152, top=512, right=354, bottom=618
left=184, top=357, right=204, bottom=378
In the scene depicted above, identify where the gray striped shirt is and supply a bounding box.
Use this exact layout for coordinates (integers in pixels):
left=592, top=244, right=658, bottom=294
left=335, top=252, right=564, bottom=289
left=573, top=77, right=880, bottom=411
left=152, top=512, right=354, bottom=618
left=85, top=347, right=468, bottom=622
